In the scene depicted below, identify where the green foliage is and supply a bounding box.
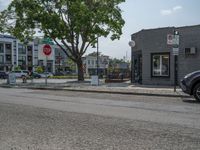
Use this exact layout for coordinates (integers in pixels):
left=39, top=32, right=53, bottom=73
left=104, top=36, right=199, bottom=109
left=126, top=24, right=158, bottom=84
left=1, top=0, right=125, bottom=80
left=108, top=58, right=130, bottom=73
left=49, top=75, right=90, bottom=79
left=14, top=66, right=21, bottom=71
left=35, top=66, right=43, bottom=73
left=66, top=58, right=76, bottom=71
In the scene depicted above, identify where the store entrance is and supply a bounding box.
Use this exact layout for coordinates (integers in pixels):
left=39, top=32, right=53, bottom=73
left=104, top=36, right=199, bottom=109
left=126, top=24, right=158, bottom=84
left=133, top=53, right=142, bottom=84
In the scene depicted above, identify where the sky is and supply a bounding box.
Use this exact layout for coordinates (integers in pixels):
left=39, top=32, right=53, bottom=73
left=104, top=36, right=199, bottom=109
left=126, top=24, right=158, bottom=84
left=1, top=0, right=200, bottom=60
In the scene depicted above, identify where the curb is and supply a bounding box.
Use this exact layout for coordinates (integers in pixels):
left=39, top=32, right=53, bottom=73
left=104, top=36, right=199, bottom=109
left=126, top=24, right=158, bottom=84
left=0, top=85, right=190, bottom=98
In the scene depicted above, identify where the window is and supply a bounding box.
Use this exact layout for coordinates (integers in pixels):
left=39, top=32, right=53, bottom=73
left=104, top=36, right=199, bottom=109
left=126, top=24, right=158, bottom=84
left=0, top=55, right=4, bottom=64
left=27, top=45, right=32, bottom=51
left=152, top=53, right=170, bottom=77
left=18, top=56, right=26, bottom=65
left=6, top=55, right=11, bottom=62
left=18, top=44, right=26, bottom=54
left=88, top=60, right=90, bottom=65
left=5, top=44, right=11, bottom=50
left=0, top=43, right=4, bottom=53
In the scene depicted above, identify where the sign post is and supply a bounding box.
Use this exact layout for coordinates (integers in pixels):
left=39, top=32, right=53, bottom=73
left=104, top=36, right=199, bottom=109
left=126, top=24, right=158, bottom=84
left=167, top=32, right=179, bottom=92
left=43, top=44, right=52, bottom=85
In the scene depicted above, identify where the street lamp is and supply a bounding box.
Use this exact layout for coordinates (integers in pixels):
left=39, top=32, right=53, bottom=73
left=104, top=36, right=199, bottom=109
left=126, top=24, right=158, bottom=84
left=96, top=37, right=99, bottom=85
left=128, top=40, right=136, bottom=83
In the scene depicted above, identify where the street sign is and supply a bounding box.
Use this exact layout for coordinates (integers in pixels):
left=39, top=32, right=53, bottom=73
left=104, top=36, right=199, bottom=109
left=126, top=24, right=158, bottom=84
left=172, top=48, right=179, bottom=56
left=42, top=38, right=54, bottom=45
left=167, top=34, right=173, bottom=45
left=173, top=35, right=179, bottom=45
left=167, top=34, right=179, bottom=45
left=43, top=44, right=52, bottom=56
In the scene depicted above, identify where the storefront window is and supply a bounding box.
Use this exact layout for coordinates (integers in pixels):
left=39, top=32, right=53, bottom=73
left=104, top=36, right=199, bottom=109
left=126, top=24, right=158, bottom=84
left=152, top=53, right=169, bottom=77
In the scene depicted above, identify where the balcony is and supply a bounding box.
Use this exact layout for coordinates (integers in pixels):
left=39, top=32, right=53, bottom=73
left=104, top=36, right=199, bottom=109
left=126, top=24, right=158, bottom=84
left=5, top=61, right=12, bottom=64
left=5, top=49, right=12, bottom=54
left=28, top=51, right=33, bottom=56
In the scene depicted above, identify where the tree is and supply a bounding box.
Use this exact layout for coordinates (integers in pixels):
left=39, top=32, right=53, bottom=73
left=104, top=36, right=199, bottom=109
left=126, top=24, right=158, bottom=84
left=14, top=66, right=21, bottom=71
left=35, top=66, right=44, bottom=73
left=1, top=0, right=125, bottom=81
left=66, top=58, right=76, bottom=72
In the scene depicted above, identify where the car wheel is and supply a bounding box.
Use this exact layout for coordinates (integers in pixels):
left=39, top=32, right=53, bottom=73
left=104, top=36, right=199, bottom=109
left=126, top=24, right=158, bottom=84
left=193, top=83, right=200, bottom=102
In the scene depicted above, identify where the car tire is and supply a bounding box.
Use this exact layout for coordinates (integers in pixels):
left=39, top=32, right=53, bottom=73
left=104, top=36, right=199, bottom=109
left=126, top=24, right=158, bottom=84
left=193, top=83, right=200, bottom=102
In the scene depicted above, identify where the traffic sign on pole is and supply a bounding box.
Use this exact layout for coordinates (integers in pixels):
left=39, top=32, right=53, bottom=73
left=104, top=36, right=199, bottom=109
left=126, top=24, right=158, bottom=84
left=43, top=44, right=52, bottom=56
left=172, top=48, right=179, bottom=56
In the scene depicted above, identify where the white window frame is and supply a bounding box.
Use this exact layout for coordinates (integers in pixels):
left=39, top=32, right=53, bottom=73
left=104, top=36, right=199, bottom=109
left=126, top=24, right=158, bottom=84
left=152, top=53, right=170, bottom=77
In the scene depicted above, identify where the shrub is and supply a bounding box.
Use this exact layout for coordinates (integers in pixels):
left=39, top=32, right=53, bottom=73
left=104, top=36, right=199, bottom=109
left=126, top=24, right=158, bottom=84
left=35, top=66, right=43, bottom=73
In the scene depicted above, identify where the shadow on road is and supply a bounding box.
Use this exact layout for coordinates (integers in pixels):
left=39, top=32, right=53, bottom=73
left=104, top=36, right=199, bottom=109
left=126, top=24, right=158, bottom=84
left=182, top=97, right=200, bottom=104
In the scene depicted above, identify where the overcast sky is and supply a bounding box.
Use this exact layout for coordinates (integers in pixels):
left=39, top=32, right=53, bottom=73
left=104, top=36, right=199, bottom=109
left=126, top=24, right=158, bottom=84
left=1, top=0, right=200, bottom=60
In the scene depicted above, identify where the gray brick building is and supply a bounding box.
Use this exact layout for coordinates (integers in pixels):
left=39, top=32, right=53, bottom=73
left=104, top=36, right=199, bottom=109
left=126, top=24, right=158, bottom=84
left=131, top=25, right=200, bottom=85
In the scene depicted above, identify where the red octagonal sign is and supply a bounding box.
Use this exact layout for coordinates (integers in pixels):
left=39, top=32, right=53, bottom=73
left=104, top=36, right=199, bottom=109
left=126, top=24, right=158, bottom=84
left=43, top=44, right=52, bottom=56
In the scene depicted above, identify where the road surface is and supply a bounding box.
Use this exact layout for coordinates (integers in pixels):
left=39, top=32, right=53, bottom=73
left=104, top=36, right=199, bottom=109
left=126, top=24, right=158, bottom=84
left=0, top=88, right=200, bottom=149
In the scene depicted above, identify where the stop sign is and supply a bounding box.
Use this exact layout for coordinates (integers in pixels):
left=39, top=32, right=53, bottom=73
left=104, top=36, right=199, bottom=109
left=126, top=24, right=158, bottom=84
left=43, top=44, right=52, bottom=56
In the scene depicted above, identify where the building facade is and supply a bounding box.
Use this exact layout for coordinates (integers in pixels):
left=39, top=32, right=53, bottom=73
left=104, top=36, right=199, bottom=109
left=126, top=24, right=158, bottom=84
left=0, top=34, right=36, bottom=72
left=131, top=25, right=200, bottom=85
left=83, top=52, right=109, bottom=77
left=0, top=34, right=69, bottom=73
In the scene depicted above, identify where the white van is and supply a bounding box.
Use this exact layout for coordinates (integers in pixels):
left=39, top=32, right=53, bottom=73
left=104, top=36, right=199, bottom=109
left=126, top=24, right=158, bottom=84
left=11, top=70, right=29, bottom=78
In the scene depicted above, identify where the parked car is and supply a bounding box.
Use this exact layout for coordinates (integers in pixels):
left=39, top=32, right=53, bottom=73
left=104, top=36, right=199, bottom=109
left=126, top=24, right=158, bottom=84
left=0, top=71, right=8, bottom=79
left=31, top=72, right=41, bottom=78
left=54, top=72, right=64, bottom=76
left=180, top=70, right=200, bottom=101
left=39, top=72, right=53, bottom=78
left=11, top=70, right=29, bottom=78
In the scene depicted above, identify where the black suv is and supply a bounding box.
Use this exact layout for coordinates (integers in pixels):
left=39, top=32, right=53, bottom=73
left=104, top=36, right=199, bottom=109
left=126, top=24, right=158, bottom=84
left=180, top=71, right=200, bottom=101
left=0, top=71, right=8, bottom=79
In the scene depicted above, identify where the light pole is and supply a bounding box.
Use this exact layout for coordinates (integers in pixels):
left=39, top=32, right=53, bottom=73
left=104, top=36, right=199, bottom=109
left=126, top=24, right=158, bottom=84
left=96, top=37, right=99, bottom=85
left=128, top=40, right=136, bottom=83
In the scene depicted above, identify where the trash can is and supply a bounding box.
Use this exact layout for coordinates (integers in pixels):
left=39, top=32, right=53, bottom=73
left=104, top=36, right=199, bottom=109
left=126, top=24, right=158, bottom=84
left=7, top=73, right=16, bottom=85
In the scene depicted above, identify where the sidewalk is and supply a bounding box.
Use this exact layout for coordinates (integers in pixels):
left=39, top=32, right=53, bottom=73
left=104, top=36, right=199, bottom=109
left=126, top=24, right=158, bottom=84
left=0, top=79, right=190, bottom=98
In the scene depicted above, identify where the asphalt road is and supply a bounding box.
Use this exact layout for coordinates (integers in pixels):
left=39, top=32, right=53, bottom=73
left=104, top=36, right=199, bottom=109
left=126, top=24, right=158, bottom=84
left=0, top=88, right=200, bottom=150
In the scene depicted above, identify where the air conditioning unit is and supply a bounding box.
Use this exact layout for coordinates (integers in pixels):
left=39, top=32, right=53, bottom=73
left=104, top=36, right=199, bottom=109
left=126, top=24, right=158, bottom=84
left=185, top=47, right=197, bottom=55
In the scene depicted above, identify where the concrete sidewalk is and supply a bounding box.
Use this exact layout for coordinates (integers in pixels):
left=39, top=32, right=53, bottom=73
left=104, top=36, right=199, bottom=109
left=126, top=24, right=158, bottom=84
left=0, top=80, right=190, bottom=98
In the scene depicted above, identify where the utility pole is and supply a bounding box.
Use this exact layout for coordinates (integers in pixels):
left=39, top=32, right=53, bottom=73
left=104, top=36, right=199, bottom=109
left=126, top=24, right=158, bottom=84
left=96, top=37, right=99, bottom=85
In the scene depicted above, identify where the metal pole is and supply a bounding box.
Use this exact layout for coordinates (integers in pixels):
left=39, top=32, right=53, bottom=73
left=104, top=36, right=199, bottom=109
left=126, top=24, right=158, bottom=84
left=97, top=37, right=99, bottom=85
left=58, top=52, right=61, bottom=73
left=45, top=55, right=47, bottom=86
left=173, top=30, right=179, bottom=92
left=174, top=55, right=177, bottom=92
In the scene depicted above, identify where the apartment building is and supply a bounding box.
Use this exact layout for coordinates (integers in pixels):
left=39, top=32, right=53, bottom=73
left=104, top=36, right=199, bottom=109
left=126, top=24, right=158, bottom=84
left=0, top=34, right=68, bottom=73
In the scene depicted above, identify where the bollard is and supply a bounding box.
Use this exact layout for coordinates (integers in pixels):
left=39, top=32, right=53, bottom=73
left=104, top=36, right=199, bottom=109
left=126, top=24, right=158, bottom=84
left=22, top=76, right=27, bottom=83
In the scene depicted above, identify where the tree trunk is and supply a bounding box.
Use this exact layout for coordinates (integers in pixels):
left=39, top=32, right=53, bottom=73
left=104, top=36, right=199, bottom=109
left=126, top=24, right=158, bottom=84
left=77, top=59, right=84, bottom=81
